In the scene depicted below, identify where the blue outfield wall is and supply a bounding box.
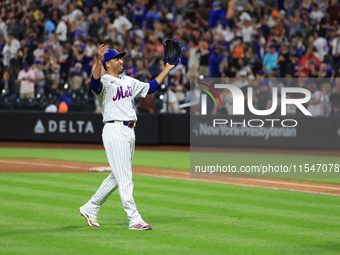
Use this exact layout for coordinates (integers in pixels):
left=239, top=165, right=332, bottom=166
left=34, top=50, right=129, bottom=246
left=0, top=111, right=340, bottom=149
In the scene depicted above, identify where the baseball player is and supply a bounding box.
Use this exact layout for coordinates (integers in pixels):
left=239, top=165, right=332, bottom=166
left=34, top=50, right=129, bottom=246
left=79, top=44, right=175, bottom=230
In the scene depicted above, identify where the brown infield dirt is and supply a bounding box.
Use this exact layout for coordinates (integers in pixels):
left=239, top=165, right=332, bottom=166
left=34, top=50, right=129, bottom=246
left=0, top=142, right=340, bottom=196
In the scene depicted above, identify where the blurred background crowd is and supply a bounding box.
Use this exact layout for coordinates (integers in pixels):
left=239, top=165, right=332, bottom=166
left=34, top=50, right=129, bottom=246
left=0, top=0, right=339, bottom=116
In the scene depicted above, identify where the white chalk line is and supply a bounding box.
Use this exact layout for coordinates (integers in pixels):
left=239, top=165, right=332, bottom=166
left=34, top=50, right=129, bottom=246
left=0, top=159, right=85, bottom=169
left=1, top=160, right=339, bottom=196
left=137, top=173, right=340, bottom=197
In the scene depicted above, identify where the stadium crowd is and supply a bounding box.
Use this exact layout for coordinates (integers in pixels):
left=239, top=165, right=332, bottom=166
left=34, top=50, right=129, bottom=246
left=0, top=0, right=339, bottom=116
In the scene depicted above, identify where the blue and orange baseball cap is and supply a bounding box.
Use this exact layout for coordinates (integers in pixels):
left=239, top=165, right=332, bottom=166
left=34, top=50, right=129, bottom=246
left=102, top=49, right=126, bottom=67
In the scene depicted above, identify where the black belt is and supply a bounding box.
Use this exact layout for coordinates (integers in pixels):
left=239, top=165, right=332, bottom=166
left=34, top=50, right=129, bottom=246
left=107, top=121, right=135, bottom=128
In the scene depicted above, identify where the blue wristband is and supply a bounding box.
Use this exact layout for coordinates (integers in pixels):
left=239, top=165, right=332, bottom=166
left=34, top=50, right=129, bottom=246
left=148, top=79, right=160, bottom=94
left=91, top=76, right=103, bottom=94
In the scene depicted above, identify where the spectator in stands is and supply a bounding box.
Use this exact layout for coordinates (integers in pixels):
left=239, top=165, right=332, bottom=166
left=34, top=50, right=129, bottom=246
left=58, top=101, right=69, bottom=113
left=138, top=94, right=156, bottom=114
left=58, top=44, right=72, bottom=84
left=162, top=83, right=180, bottom=113
left=314, top=31, right=329, bottom=61
left=295, top=72, right=308, bottom=89
left=212, top=88, right=233, bottom=115
left=58, top=87, right=71, bottom=110
left=34, top=60, right=47, bottom=95
left=330, top=33, right=340, bottom=67
left=305, top=81, right=324, bottom=116
left=55, top=15, right=68, bottom=45
left=235, top=58, right=252, bottom=78
left=286, top=54, right=300, bottom=78
left=197, top=40, right=210, bottom=77
left=257, top=82, right=272, bottom=111
left=3, top=31, right=20, bottom=68
left=208, top=1, right=226, bottom=29
left=146, top=3, right=162, bottom=27
left=258, top=17, right=270, bottom=40
left=244, top=46, right=261, bottom=73
left=45, top=99, right=58, bottom=113
left=42, top=16, right=56, bottom=42
left=263, top=45, right=279, bottom=75
left=0, top=17, right=6, bottom=39
left=319, top=12, right=331, bottom=38
left=83, top=38, right=97, bottom=76
left=136, top=58, right=152, bottom=82
left=288, top=37, right=304, bottom=56
left=87, top=7, right=102, bottom=38
left=309, top=63, right=320, bottom=79
left=125, top=59, right=137, bottom=78
left=181, top=0, right=197, bottom=24
left=318, top=60, right=334, bottom=79
left=172, top=69, right=188, bottom=87
left=7, top=16, right=24, bottom=40
left=310, top=3, right=324, bottom=27
left=169, top=74, right=186, bottom=104
left=277, top=44, right=291, bottom=78
left=299, top=46, right=321, bottom=74
left=321, top=82, right=332, bottom=116
left=46, top=56, right=60, bottom=90
left=72, top=40, right=85, bottom=64
left=187, top=39, right=200, bottom=73
left=240, top=18, right=254, bottom=44
left=67, top=2, right=83, bottom=24
left=17, top=63, right=36, bottom=99
left=113, top=10, right=132, bottom=33
left=69, top=62, right=85, bottom=91
left=285, top=93, right=297, bottom=115
left=327, top=0, right=340, bottom=25
left=98, top=14, right=113, bottom=40
left=46, top=33, right=62, bottom=59
left=269, top=73, right=284, bottom=114
left=330, top=78, right=340, bottom=106
left=330, top=102, right=340, bottom=116
left=33, top=41, right=46, bottom=60
left=0, top=69, right=17, bottom=98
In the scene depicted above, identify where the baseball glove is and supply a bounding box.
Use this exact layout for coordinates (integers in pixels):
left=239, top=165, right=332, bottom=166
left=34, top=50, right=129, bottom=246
left=163, top=39, right=182, bottom=65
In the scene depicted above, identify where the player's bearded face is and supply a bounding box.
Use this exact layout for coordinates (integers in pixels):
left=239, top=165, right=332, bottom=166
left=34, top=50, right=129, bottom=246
left=109, top=57, right=124, bottom=74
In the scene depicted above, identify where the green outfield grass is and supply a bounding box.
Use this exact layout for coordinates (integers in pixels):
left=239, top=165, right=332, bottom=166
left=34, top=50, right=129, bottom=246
left=0, top=148, right=190, bottom=170
left=0, top=173, right=339, bottom=255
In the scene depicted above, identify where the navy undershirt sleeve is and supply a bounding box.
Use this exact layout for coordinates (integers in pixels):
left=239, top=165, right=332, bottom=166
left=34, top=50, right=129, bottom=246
left=148, top=79, right=160, bottom=94
left=90, top=76, right=103, bottom=94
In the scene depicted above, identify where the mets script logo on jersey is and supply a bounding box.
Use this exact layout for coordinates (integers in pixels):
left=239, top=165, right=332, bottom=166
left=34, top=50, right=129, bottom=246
left=113, top=85, right=133, bottom=101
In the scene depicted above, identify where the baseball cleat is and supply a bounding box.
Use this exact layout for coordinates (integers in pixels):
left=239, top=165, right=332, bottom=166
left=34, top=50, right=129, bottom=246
left=129, top=222, right=152, bottom=231
left=79, top=208, right=100, bottom=227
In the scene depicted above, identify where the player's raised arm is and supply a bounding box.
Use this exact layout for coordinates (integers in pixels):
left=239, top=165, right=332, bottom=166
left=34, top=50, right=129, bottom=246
left=91, top=44, right=108, bottom=94
left=92, top=44, right=108, bottom=79
left=148, top=63, right=176, bottom=94
left=156, top=63, right=176, bottom=85
left=148, top=39, right=181, bottom=94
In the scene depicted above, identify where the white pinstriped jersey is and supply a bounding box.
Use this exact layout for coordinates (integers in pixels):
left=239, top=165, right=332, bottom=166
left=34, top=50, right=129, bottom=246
left=96, top=74, right=150, bottom=122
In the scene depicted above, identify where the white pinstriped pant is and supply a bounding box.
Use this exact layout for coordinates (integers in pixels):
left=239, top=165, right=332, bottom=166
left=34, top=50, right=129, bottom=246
left=83, top=121, right=143, bottom=226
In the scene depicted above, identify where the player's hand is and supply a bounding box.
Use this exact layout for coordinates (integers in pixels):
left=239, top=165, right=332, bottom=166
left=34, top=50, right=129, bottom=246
left=97, top=44, right=109, bottom=62
left=165, top=63, right=176, bottom=70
